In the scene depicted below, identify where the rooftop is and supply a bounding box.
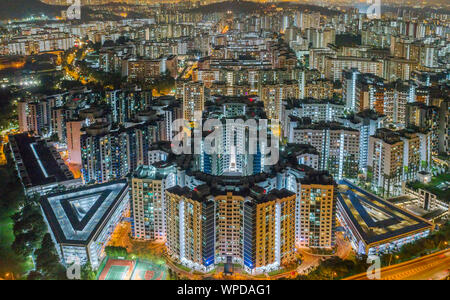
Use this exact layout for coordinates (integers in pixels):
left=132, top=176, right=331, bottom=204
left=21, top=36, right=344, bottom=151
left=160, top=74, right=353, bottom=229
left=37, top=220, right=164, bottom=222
left=407, top=173, right=450, bottom=202
left=9, top=133, right=73, bottom=187
left=337, top=180, right=432, bottom=246
left=133, top=164, right=176, bottom=180
left=372, top=128, right=402, bottom=144
left=40, top=180, right=128, bottom=245
left=166, top=184, right=295, bottom=205
left=294, top=120, right=358, bottom=132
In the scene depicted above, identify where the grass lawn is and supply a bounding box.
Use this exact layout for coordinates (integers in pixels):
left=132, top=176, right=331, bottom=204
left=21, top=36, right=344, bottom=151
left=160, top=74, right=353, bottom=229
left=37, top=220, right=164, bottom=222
left=178, top=263, right=192, bottom=272
left=268, top=269, right=285, bottom=276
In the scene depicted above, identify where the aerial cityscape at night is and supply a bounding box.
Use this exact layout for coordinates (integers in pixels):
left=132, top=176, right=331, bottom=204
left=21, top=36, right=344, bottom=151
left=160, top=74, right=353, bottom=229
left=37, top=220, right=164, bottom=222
left=0, top=0, right=448, bottom=286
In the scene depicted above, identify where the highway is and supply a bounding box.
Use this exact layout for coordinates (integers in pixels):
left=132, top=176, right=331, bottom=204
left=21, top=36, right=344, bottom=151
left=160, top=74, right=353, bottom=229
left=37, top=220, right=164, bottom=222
left=344, top=249, right=450, bottom=280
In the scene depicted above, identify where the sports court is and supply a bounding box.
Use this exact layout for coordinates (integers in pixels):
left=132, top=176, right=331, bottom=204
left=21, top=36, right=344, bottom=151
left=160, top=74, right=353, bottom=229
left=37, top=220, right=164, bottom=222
left=105, top=266, right=128, bottom=280
left=98, top=259, right=135, bottom=280
left=130, top=259, right=168, bottom=280
left=97, top=258, right=167, bottom=280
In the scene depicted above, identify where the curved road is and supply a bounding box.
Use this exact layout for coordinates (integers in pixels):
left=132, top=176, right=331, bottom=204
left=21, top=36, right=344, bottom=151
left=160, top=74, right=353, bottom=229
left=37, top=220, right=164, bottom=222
left=344, top=249, right=450, bottom=280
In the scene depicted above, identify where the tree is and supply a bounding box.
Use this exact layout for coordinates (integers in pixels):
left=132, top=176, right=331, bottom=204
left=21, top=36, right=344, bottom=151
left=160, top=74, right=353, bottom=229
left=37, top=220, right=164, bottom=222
left=421, top=160, right=428, bottom=170
left=0, top=165, right=26, bottom=214
left=34, top=249, right=67, bottom=280
left=12, top=204, right=47, bottom=248
left=27, top=270, right=44, bottom=280
left=104, top=246, right=129, bottom=258
left=49, top=133, right=59, bottom=142
left=376, top=221, right=450, bottom=266
left=81, top=262, right=96, bottom=280
left=34, top=233, right=55, bottom=257
left=33, top=233, right=67, bottom=280
left=13, top=212, right=44, bottom=235
left=0, top=89, right=14, bottom=131
left=295, top=256, right=370, bottom=280
left=11, top=233, right=35, bottom=257
left=35, top=248, right=60, bottom=275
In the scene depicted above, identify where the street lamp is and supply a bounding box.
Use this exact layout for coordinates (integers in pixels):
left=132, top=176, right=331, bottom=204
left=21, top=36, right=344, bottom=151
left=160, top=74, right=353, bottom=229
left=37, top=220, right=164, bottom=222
left=331, top=272, right=337, bottom=280
left=388, top=254, right=399, bottom=266
left=438, top=240, right=448, bottom=249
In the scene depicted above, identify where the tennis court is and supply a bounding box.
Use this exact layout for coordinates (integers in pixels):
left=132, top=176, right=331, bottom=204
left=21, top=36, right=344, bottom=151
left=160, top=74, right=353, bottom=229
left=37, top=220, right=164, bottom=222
left=98, top=258, right=135, bottom=280
left=131, top=259, right=167, bottom=280
left=105, top=266, right=129, bottom=280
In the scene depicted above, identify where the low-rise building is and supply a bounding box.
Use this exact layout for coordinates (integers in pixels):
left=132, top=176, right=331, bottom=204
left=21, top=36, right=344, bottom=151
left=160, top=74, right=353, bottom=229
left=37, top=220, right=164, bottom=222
left=337, top=180, right=433, bottom=256
left=8, top=133, right=81, bottom=196
left=39, top=180, right=129, bottom=269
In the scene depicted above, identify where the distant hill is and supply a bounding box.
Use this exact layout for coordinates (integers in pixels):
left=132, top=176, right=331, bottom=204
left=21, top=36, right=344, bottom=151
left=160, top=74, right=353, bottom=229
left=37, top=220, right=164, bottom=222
left=187, top=0, right=265, bottom=14
left=0, top=0, right=105, bottom=22
left=0, top=0, right=64, bottom=20
left=275, top=2, right=341, bottom=16
left=187, top=1, right=340, bottom=16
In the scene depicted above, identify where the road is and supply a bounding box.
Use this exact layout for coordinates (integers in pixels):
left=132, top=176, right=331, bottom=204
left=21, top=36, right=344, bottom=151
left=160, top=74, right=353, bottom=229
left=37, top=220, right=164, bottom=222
left=296, top=232, right=353, bottom=275
left=344, top=249, right=450, bottom=280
